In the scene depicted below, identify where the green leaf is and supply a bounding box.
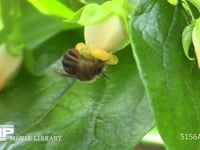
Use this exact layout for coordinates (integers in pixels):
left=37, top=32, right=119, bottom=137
left=131, top=0, right=200, bottom=150
left=142, top=128, right=164, bottom=145
left=28, top=0, right=74, bottom=19
left=0, top=63, right=74, bottom=136
left=0, top=47, right=154, bottom=150
left=182, top=23, right=195, bottom=61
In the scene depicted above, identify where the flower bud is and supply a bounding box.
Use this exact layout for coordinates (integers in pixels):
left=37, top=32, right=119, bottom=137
left=72, top=1, right=129, bottom=65
left=78, top=15, right=128, bottom=65
left=0, top=44, right=22, bottom=90
left=192, top=19, right=200, bottom=68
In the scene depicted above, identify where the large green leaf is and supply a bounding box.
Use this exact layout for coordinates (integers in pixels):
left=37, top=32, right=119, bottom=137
left=0, top=47, right=153, bottom=150
left=131, top=0, right=200, bottom=150
left=0, top=66, right=74, bottom=131
left=20, top=1, right=71, bottom=48
left=28, top=0, right=74, bottom=19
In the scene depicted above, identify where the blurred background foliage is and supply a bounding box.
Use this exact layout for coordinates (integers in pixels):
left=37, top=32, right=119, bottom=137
left=0, top=0, right=154, bottom=150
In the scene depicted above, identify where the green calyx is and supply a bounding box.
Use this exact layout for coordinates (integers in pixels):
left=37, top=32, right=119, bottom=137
left=68, top=0, right=129, bottom=27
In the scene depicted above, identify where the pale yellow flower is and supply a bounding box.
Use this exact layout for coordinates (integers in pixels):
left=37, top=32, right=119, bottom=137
left=76, top=15, right=128, bottom=65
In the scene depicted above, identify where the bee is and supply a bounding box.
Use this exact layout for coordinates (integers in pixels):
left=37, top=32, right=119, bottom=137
left=60, top=48, right=105, bottom=81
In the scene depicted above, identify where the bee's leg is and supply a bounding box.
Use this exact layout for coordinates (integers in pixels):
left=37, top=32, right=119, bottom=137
left=55, top=70, right=69, bottom=76
left=55, top=70, right=78, bottom=79
left=105, top=54, right=118, bottom=65
left=63, top=49, right=80, bottom=63
left=91, top=49, right=118, bottom=65
left=102, top=72, right=110, bottom=80
left=91, top=49, right=111, bottom=61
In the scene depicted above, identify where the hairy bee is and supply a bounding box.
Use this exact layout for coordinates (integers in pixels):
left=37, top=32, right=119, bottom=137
left=61, top=49, right=105, bottom=81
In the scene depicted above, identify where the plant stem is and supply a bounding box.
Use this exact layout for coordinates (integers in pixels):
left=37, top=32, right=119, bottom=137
left=0, top=0, right=23, bottom=55
left=0, top=5, right=3, bottom=31
left=182, top=0, right=195, bottom=22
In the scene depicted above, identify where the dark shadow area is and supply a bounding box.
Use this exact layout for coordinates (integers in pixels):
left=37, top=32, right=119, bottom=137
left=135, top=143, right=166, bottom=150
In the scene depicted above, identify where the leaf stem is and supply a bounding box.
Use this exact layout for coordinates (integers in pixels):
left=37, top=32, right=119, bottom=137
left=8, top=0, right=21, bottom=44
left=182, top=0, right=195, bottom=22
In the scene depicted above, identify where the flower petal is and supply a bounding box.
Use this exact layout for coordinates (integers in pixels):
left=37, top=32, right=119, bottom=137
left=0, top=44, right=22, bottom=90
left=84, top=15, right=128, bottom=53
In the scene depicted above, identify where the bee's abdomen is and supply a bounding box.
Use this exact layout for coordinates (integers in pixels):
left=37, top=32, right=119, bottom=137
left=61, top=49, right=105, bottom=81
left=62, top=49, right=80, bottom=75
